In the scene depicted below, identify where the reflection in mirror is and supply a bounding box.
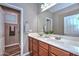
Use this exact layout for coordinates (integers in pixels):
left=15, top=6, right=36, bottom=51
left=43, top=17, right=53, bottom=34
left=64, top=14, right=79, bottom=37
left=37, top=3, right=79, bottom=37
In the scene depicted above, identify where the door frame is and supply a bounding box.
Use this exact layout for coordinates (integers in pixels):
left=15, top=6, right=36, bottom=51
left=0, top=3, right=24, bottom=56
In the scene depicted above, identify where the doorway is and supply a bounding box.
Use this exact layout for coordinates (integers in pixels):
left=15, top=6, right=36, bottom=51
left=0, top=5, right=21, bottom=56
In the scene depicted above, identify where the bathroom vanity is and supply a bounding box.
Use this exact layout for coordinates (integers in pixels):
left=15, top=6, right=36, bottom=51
left=28, top=33, right=79, bottom=56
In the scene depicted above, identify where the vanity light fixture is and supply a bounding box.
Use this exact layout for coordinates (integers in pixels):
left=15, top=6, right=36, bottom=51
left=41, top=3, right=56, bottom=12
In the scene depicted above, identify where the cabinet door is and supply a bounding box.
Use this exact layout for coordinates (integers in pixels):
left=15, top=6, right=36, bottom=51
left=32, top=39, right=39, bottom=56
left=33, top=43, right=38, bottom=52
left=33, top=38, right=38, bottom=45
left=49, top=45, right=70, bottom=56
left=32, top=51, right=38, bottom=56
left=32, top=39, right=38, bottom=52
left=28, top=37, right=33, bottom=55
left=39, top=41, right=48, bottom=50
left=49, top=52, right=56, bottom=56
left=39, top=46, right=48, bottom=56
left=70, top=53, right=77, bottom=56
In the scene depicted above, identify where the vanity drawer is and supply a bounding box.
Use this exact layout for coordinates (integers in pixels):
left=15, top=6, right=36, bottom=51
left=39, top=41, right=48, bottom=50
left=39, top=46, right=48, bottom=56
left=49, top=45, right=70, bottom=56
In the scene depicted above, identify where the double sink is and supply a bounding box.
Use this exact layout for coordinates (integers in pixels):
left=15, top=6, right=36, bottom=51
left=38, top=33, right=79, bottom=47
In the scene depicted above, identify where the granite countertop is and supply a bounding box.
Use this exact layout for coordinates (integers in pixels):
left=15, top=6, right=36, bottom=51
left=28, top=33, right=79, bottom=55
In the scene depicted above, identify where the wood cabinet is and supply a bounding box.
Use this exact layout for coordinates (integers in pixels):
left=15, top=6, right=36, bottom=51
left=39, top=46, right=48, bottom=56
left=32, top=51, right=38, bottom=56
left=28, top=36, right=77, bottom=56
left=32, top=39, right=38, bottom=52
left=39, top=41, right=48, bottom=56
left=70, top=53, right=77, bottom=56
left=49, top=45, right=70, bottom=56
left=28, top=37, right=39, bottom=56
left=39, top=41, right=48, bottom=50
left=28, top=37, right=33, bottom=55
left=49, top=52, right=56, bottom=56
left=32, top=38, right=39, bottom=56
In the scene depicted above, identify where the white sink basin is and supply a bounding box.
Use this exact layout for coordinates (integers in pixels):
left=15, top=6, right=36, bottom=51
left=41, top=36, right=79, bottom=47
left=38, top=33, right=79, bottom=47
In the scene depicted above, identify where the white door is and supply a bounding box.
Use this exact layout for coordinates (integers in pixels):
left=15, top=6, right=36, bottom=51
left=0, top=6, right=5, bottom=55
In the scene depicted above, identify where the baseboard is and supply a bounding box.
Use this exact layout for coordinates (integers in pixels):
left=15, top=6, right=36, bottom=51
left=5, top=43, right=19, bottom=47
left=22, top=52, right=30, bottom=56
